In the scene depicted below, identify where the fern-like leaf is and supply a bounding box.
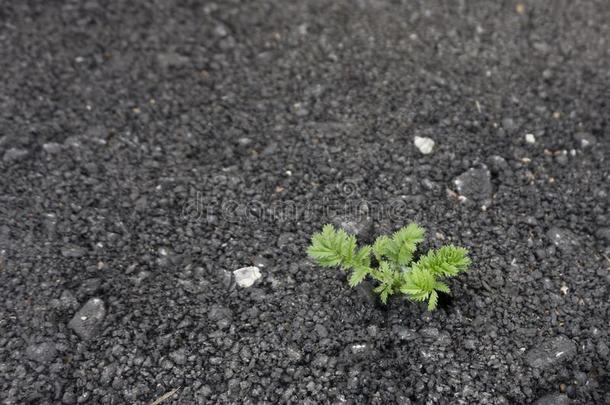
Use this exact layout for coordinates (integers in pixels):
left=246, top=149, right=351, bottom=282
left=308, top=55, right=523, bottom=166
left=307, top=224, right=357, bottom=269
left=374, top=223, right=425, bottom=265
left=412, top=245, right=470, bottom=278
left=349, top=265, right=370, bottom=287
left=401, top=266, right=458, bottom=310
left=400, top=266, right=435, bottom=298
left=352, top=245, right=372, bottom=268
left=372, top=235, right=391, bottom=262
left=373, top=283, right=393, bottom=304
left=434, top=281, right=451, bottom=294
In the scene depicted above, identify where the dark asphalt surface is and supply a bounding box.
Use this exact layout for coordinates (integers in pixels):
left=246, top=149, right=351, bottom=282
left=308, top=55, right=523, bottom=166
left=1, top=1, right=609, bottom=404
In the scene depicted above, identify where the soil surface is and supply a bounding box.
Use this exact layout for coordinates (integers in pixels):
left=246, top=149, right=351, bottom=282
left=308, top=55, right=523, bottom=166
left=1, top=1, right=609, bottom=404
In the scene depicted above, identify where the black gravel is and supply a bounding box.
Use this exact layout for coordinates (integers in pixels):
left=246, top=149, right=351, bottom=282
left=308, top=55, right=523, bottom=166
left=1, top=1, right=609, bottom=404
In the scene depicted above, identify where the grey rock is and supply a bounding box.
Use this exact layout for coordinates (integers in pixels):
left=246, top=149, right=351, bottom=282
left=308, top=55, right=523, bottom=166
left=59, top=290, right=79, bottom=310
left=208, top=305, right=232, bottom=322
left=132, top=270, right=151, bottom=286
left=437, top=332, right=452, bottom=346
left=350, top=343, right=369, bottom=355
left=3, top=148, right=28, bottom=162
left=100, top=364, right=116, bottom=385
left=221, top=269, right=234, bottom=290
left=420, top=327, right=440, bottom=340
left=62, top=390, right=76, bottom=404
left=276, top=232, right=295, bottom=248
left=285, top=347, right=303, bottom=362
left=68, top=298, right=106, bottom=340
left=546, top=227, right=580, bottom=252
left=453, top=165, right=492, bottom=209
left=597, top=341, right=609, bottom=359
left=79, top=278, right=102, bottom=295
left=573, top=132, right=596, bottom=148
left=233, top=266, right=261, bottom=288
left=501, top=118, right=517, bottom=132
left=312, top=353, right=329, bottom=368
left=395, top=327, right=418, bottom=341
left=293, top=102, right=309, bottom=117
left=525, top=335, right=577, bottom=368
left=573, top=371, right=588, bottom=386
left=252, top=255, right=272, bottom=269
left=196, top=385, right=212, bottom=398
left=61, top=245, right=87, bottom=258
left=595, top=227, right=610, bottom=242
left=26, top=342, right=57, bottom=363
left=157, top=52, right=190, bottom=69
left=332, top=214, right=374, bottom=242
left=315, top=323, right=329, bottom=338
left=2, top=148, right=28, bottom=163
left=170, top=348, right=187, bottom=365
left=533, top=393, right=570, bottom=405
left=555, top=151, right=569, bottom=165
left=214, top=24, right=228, bottom=37
left=354, top=280, right=378, bottom=307
left=488, top=155, right=509, bottom=174
left=42, top=142, right=63, bottom=154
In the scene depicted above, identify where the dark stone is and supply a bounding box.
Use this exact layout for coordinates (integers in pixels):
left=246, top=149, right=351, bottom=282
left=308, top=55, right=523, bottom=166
left=3, top=148, right=28, bottom=162
left=453, top=165, right=493, bottom=209
left=525, top=336, right=577, bottom=369
left=332, top=214, right=374, bottom=242
left=61, top=245, right=87, bottom=258
left=354, top=280, right=380, bottom=307
left=26, top=342, right=57, bottom=363
left=533, top=393, right=569, bottom=405
left=546, top=227, right=580, bottom=252
left=573, top=131, right=596, bottom=148
left=68, top=298, right=106, bottom=340
left=595, top=227, right=610, bottom=242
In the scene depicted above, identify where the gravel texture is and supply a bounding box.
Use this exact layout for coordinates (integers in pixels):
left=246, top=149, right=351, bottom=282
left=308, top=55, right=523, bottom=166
left=0, top=1, right=609, bottom=404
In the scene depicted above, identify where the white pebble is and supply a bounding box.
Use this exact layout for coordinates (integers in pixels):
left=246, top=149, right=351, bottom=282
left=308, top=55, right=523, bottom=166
left=233, top=266, right=262, bottom=288
left=525, top=133, right=536, bottom=144
left=413, top=136, right=435, bottom=155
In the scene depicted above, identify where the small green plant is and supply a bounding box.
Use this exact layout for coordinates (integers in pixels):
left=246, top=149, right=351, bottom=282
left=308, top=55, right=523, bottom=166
left=307, top=223, right=470, bottom=311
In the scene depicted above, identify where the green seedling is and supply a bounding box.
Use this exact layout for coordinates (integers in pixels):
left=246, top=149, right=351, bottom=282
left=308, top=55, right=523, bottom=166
left=307, top=223, right=470, bottom=311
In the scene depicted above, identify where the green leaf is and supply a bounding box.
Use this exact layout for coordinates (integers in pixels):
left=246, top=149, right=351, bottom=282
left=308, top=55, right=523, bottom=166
left=307, top=224, right=358, bottom=270
left=434, top=281, right=451, bottom=294
left=427, top=290, right=438, bottom=311
left=353, top=245, right=372, bottom=268
left=349, top=265, right=370, bottom=287
left=379, top=288, right=390, bottom=304
left=393, top=223, right=425, bottom=265
left=373, top=284, right=386, bottom=294
left=372, top=235, right=391, bottom=261
left=412, top=245, right=470, bottom=278
left=400, top=266, right=436, bottom=301
left=375, top=223, right=425, bottom=266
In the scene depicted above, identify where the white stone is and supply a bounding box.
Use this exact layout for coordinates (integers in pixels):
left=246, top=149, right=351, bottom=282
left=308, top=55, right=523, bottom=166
left=525, top=133, right=536, bottom=144
left=233, top=266, right=261, bottom=288
left=413, top=136, right=435, bottom=154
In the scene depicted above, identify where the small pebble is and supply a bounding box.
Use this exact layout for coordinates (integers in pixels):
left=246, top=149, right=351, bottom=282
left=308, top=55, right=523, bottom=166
left=233, top=266, right=262, bottom=288
left=413, top=136, right=435, bottom=155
